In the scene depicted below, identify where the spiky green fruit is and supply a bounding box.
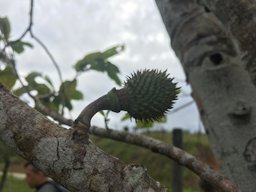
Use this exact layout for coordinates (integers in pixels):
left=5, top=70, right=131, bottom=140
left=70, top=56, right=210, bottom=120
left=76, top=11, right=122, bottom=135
left=75, top=69, right=179, bottom=128
left=118, top=69, right=179, bottom=121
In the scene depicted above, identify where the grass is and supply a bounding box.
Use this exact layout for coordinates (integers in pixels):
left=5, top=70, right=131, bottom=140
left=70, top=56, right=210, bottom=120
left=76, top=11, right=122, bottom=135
left=2, top=176, right=33, bottom=192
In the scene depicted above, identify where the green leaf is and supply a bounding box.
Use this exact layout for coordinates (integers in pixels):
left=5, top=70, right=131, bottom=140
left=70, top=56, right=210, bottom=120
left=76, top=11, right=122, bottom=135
left=14, top=83, right=51, bottom=97
left=73, top=45, right=124, bottom=85
left=34, top=83, right=51, bottom=95
left=136, top=120, right=154, bottom=128
left=89, top=58, right=107, bottom=72
left=0, top=17, right=11, bottom=40
left=20, top=72, right=52, bottom=96
left=0, top=52, right=11, bottom=64
left=121, top=113, right=130, bottom=121
left=41, top=98, right=58, bottom=112
left=43, top=75, right=54, bottom=89
left=59, top=80, right=78, bottom=100
left=21, top=41, right=33, bottom=48
left=74, top=45, right=124, bottom=73
left=64, top=99, right=73, bottom=110
left=157, top=116, right=167, bottom=123
left=0, top=66, right=17, bottom=89
left=106, top=62, right=121, bottom=85
left=25, top=72, right=41, bottom=87
left=10, top=41, right=33, bottom=54
left=58, top=79, right=83, bottom=111
left=102, top=45, right=125, bottom=59
left=10, top=41, right=24, bottom=54
left=74, top=52, right=102, bottom=72
left=52, top=96, right=62, bottom=112
left=26, top=72, right=54, bottom=91
left=13, top=86, right=31, bottom=96
left=99, top=111, right=105, bottom=116
left=136, top=116, right=167, bottom=128
left=72, top=90, right=83, bottom=100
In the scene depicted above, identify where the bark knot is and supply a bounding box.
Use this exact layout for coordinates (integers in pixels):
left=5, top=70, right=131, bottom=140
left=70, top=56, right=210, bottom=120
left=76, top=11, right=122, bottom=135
left=123, top=164, right=147, bottom=189
left=228, top=101, right=251, bottom=125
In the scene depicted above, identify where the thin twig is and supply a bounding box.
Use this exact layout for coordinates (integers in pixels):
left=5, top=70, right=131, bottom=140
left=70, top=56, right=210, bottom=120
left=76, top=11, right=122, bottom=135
left=2, top=0, right=34, bottom=51
left=17, top=0, right=34, bottom=40
left=10, top=54, right=35, bottom=99
left=4, top=0, right=63, bottom=86
left=169, top=100, right=194, bottom=114
left=26, top=0, right=65, bottom=113
left=27, top=0, right=63, bottom=85
left=29, top=32, right=63, bottom=84
left=7, top=0, right=66, bottom=114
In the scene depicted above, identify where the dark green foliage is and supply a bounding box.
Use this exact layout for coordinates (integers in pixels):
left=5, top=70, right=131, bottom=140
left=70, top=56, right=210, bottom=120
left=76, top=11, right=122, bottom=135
left=121, top=113, right=167, bottom=128
left=39, top=79, right=83, bottom=113
left=123, top=69, right=179, bottom=122
left=14, top=72, right=53, bottom=96
left=0, top=17, right=11, bottom=40
left=9, top=41, right=33, bottom=54
left=0, top=16, right=32, bottom=90
left=0, top=66, right=17, bottom=89
left=136, top=116, right=167, bottom=128
left=74, top=45, right=124, bottom=85
left=13, top=71, right=84, bottom=112
left=56, top=79, right=83, bottom=110
left=0, top=17, right=32, bottom=54
left=0, top=16, right=123, bottom=119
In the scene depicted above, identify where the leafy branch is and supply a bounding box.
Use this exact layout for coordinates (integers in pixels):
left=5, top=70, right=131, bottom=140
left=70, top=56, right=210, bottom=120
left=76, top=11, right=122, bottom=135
left=0, top=1, right=124, bottom=118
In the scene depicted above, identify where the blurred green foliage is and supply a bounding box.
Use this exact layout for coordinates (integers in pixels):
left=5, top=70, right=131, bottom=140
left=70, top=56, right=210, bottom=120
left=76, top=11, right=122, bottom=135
left=2, top=176, right=33, bottom=192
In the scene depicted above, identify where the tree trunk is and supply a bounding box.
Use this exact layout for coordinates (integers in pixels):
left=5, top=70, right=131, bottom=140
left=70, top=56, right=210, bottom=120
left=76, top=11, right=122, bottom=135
left=155, top=0, right=256, bottom=191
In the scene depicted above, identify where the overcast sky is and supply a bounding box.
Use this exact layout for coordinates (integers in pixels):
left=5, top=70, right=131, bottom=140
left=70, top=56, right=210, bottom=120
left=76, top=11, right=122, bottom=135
left=0, top=0, right=202, bottom=132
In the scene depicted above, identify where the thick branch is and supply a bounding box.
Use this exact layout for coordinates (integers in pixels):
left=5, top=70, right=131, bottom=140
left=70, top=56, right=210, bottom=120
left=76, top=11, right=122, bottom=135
left=0, top=86, right=165, bottom=192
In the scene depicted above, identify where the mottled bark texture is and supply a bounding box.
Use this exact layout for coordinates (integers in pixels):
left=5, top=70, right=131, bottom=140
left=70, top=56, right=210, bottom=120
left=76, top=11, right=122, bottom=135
left=199, top=0, right=256, bottom=85
left=155, top=0, right=256, bottom=191
left=0, top=86, right=165, bottom=192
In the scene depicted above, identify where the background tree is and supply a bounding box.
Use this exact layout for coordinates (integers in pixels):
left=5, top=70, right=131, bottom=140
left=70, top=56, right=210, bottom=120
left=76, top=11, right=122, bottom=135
left=156, top=0, right=256, bottom=191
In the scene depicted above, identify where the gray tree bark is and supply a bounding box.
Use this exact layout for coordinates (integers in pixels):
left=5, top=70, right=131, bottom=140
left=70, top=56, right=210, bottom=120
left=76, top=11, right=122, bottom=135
left=155, top=0, right=256, bottom=191
left=0, top=86, right=165, bottom=192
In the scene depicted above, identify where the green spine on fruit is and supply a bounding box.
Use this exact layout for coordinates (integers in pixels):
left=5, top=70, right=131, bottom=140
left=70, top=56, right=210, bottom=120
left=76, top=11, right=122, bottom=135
left=123, top=69, right=179, bottom=121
